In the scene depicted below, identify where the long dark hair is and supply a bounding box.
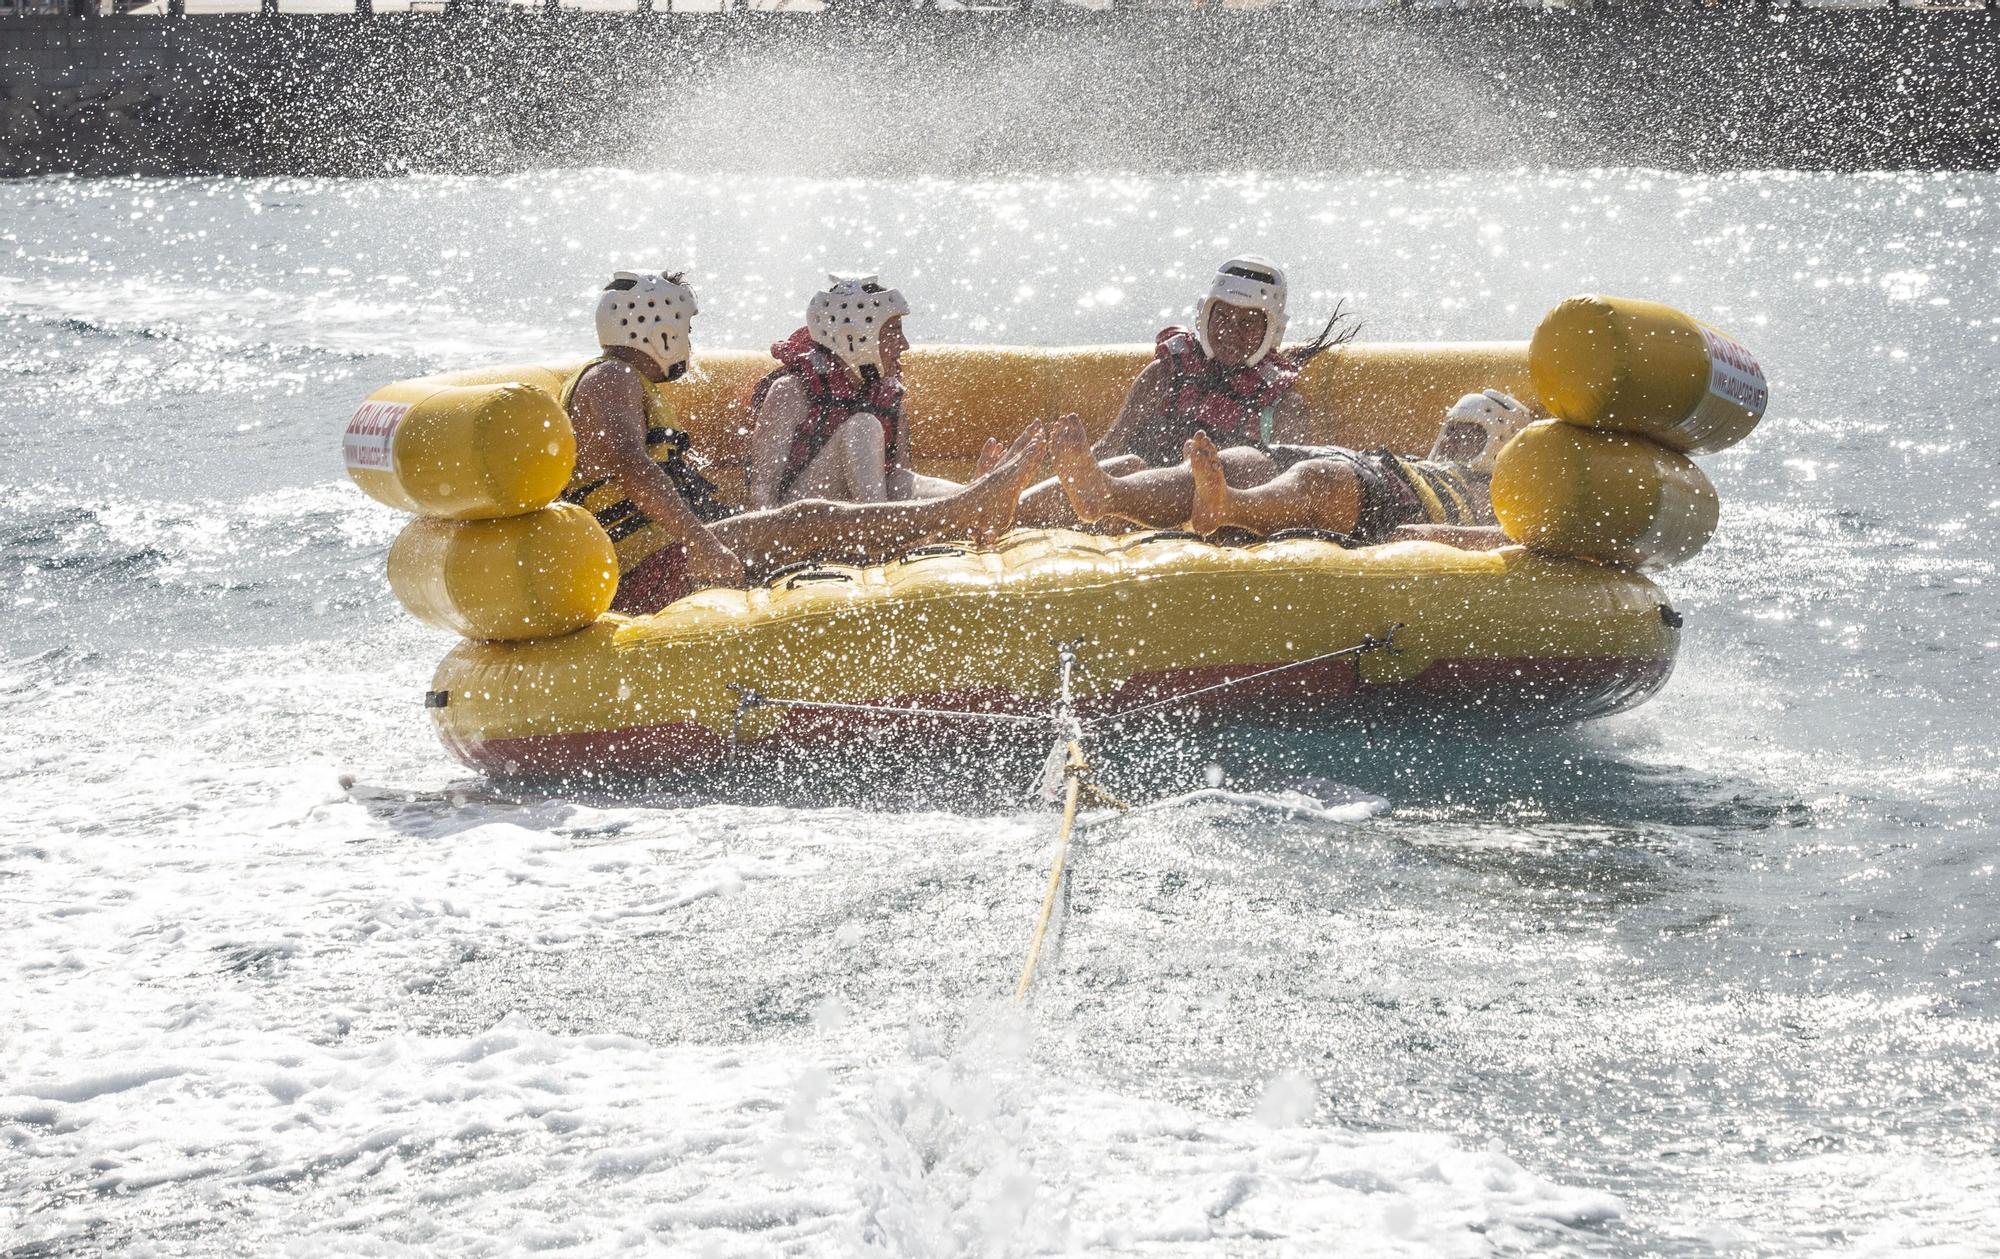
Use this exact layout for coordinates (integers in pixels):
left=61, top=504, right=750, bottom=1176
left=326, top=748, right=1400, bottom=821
left=1286, top=299, right=1361, bottom=369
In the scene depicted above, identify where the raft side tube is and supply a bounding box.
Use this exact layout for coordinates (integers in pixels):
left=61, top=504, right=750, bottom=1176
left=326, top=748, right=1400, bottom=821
left=1530, top=295, right=1767, bottom=454
left=387, top=503, right=619, bottom=641
left=1492, top=420, right=1719, bottom=570
left=344, top=381, right=576, bottom=520
left=426, top=532, right=1680, bottom=776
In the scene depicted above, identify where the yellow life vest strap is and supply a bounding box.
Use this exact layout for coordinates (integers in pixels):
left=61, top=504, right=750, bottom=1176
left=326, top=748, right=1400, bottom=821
left=558, top=355, right=611, bottom=412
left=557, top=356, right=724, bottom=573
left=1381, top=454, right=1475, bottom=526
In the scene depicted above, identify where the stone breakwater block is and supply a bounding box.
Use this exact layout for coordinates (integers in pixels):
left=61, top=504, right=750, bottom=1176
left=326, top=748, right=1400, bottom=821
left=2, top=100, right=45, bottom=142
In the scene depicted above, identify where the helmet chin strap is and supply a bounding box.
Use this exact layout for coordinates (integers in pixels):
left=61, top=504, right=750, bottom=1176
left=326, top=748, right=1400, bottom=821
left=1198, top=300, right=1271, bottom=367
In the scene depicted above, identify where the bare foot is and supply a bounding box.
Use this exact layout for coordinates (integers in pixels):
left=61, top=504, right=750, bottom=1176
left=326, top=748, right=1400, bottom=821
left=957, top=422, right=1047, bottom=546
left=972, top=436, right=1005, bottom=479
left=1050, top=412, right=1115, bottom=524
left=1185, top=433, right=1230, bottom=535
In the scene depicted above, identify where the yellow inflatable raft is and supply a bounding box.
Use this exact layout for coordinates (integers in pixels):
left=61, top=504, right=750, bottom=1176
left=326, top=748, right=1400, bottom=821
left=344, top=296, right=1765, bottom=778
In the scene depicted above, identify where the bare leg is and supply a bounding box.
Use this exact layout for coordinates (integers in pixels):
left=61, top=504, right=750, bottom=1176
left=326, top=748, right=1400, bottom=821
left=1013, top=477, right=1087, bottom=530
left=745, top=391, right=800, bottom=511
left=1187, top=434, right=1363, bottom=537
left=714, top=424, right=1047, bottom=570
left=906, top=429, right=1055, bottom=502
left=1015, top=414, right=1128, bottom=528
left=902, top=472, right=966, bottom=499
left=1029, top=412, right=1113, bottom=525
left=1025, top=416, right=1277, bottom=530
left=783, top=414, right=890, bottom=504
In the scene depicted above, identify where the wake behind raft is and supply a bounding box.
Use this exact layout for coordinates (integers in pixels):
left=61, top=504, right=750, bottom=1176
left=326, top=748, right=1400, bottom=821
left=343, top=295, right=1767, bottom=779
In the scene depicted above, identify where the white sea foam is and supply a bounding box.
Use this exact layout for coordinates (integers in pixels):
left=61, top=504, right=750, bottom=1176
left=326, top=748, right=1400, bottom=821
left=4, top=168, right=1998, bottom=1255
left=0, top=271, right=561, bottom=364
left=0, top=749, right=1605, bottom=1256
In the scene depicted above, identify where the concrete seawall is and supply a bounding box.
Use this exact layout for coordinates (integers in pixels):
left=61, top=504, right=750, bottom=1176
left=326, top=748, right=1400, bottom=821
left=3, top=10, right=1996, bottom=178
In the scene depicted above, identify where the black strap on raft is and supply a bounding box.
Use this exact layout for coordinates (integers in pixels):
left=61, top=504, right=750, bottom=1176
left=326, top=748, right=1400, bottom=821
left=725, top=624, right=1403, bottom=745
left=1083, top=625, right=1402, bottom=730
left=1264, top=526, right=1360, bottom=548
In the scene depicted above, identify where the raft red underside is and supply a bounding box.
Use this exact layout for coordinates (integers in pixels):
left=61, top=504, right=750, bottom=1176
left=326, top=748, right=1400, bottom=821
left=442, top=653, right=1675, bottom=779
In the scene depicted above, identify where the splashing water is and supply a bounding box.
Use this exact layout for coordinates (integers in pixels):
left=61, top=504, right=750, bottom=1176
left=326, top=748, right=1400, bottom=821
left=2, top=170, right=1997, bottom=1255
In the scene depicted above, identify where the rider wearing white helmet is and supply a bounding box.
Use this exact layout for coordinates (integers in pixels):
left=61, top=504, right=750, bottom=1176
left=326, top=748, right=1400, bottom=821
left=1026, top=382, right=1535, bottom=551
left=560, top=269, right=1051, bottom=614
left=1429, top=389, right=1534, bottom=476
left=1196, top=254, right=1289, bottom=368
left=1091, top=255, right=1354, bottom=470
left=594, top=269, right=699, bottom=381
left=748, top=272, right=963, bottom=508
left=562, top=271, right=735, bottom=595
left=808, top=273, right=911, bottom=374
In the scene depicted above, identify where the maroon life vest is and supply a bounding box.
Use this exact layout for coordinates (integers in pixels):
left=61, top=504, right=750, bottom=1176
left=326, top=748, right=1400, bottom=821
left=1134, top=326, right=1302, bottom=466
left=749, top=327, right=906, bottom=499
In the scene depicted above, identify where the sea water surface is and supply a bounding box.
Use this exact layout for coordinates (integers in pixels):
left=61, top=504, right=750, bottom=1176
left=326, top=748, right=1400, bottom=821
left=1, top=171, right=1996, bottom=1255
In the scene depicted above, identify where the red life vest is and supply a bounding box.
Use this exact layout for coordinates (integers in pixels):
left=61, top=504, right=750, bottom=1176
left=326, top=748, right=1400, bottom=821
left=749, top=327, right=906, bottom=500
left=1135, top=326, right=1301, bottom=465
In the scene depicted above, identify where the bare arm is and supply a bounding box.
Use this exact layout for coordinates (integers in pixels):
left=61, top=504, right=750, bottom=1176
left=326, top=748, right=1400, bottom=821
left=571, top=362, right=743, bottom=585
left=747, top=377, right=808, bottom=510
left=1269, top=389, right=1313, bottom=446
left=1091, top=360, right=1172, bottom=461
left=884, top=403, right=917, bottom=502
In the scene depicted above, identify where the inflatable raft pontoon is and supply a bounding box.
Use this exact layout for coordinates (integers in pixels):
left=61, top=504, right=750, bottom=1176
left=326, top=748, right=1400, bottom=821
left=344, top=296, right=1766, bottom=778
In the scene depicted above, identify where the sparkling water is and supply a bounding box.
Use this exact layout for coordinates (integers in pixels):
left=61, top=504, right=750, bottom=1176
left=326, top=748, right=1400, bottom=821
left=2, top=171, right=1995, bottom=1254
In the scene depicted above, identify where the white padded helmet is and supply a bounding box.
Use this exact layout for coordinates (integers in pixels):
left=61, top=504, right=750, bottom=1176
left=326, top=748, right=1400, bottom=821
left=1431, top=389, right=1533, bottom=475
left=595, top=271, right=697, bottom=379
left=807, top=273, right=911, bottom=374
left=1197, top=255, right=1288, bottom=367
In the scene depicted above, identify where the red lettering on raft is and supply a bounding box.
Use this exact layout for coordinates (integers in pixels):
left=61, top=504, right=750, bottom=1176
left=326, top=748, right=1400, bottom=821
left=343, top=400, right=412, bottom=472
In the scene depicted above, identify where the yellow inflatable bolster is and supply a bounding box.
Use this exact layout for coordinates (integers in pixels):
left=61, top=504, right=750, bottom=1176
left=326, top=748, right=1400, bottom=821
left=344, top=381, right=576, bottom=520
left=395, top=341, right=1539, bottom=478
left=386, top=503, right=618, bottom=641
left=1491, top=420, right=1718, bottom=571
left=428, top=532, right=1681, bottom=771
left=1530, top=295, right=1768, bottom=454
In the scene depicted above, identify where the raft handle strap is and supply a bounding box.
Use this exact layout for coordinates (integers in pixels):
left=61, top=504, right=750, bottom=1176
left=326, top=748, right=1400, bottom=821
left=1084, top=623, right=1403, bottom=730
left=784, top=569, right=857, bottom=590
left=899, top=543, right=969, bottom=562
left=1262, top=526, right=1360, bottom=549
left=726, top=683, right=1047, bottom=744
left=759, top=559, right=819, bottom=587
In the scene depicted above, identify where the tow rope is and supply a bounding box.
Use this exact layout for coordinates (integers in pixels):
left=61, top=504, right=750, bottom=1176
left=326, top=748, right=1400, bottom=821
left=726, top=625, right=1402, bottom=1000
